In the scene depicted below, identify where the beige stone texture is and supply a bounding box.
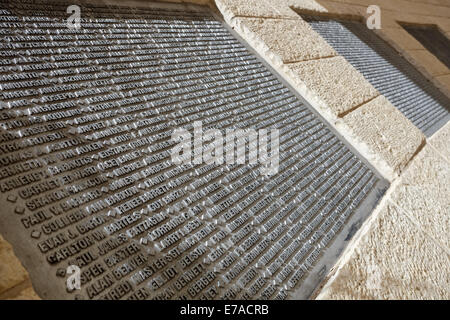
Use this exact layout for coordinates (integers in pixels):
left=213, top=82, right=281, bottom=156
left=405, top=0, right=450, bottom=7
left=0, top=234, right=29, bottom=295
left=390, top=145, right=449, bottom=250
left=316, top=202, right=450, bottom=299
left=376, top=27, right=424, bottom=51
left=434, top=18, right=450, bottom=32
left=282, top=0, right=329, bottom=13
left=235, top=17, right=337, bottom=63
left=404, top=49, right=450, bottom=77
left=106, top=0, right=212, bottom=7
left=288, top=56, right=379, bottom=115
left=318, top=0, right=367, bottom=17
left=342, top=95, right=425, bottom=175
left=395, top=0, right=450, bottom=18
left=382, top=11, right=437, bottom=28
left=7, top=286, right=40, bottom=300
left=317, top=144, right=450, bottom=300
left=215, top=0, right=299, bottom=19
left=435, top=74, right=450, bottom=95
left=325, top=0, right=450, bottom=18
left=429, top=121, right=450, bottom=161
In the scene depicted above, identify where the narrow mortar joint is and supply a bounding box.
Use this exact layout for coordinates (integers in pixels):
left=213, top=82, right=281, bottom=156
left=337, top=94, right=380, bottom=118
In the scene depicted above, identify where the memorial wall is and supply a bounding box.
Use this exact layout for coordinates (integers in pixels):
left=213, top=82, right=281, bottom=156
left=0, top=0, right=392, bottom=299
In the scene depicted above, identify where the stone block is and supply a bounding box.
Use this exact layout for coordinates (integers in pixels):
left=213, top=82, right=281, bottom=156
left=429, top=120, right=450, bottom=161
left=317, top=202, right=450, bottom=299
left=215, top=0, right=299, bottom=19
left=235, top=17, right=337, bottom=63
left=390, top=145, right=450, bottom=249
left=342, top=95, right=425, bottom=175
left=288, top=56, right=379, bottom=115
left=404, top=49, right=449, bottom=77
left=0, top=235, right=29, bottom=295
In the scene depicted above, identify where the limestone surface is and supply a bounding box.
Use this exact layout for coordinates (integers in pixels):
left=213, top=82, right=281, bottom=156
left=0, top=235, right=29, bottom=295
left=429, top=121, right=450, bottom=161
left=316, top=202, right=450, bottom=300
left=215, top=0, right=299, bottom=19
left=288, top=56, right=379, bottom=115
left=235, top=17, right=337, bottom=63
left=342, top=95, right=425, bottom=175
left=7, top=286, right=40, bottom=300
left=390, top=145, right=450, bottom=249
left=405, top=50, right=449, bottom=77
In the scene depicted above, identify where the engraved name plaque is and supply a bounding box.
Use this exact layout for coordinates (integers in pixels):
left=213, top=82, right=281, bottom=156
left=0, top=0, right=388, bottom=300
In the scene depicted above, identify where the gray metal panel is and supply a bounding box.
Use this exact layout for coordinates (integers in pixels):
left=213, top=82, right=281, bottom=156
left=302, top=15, right=450, bottom=137
left=403, top=24, right=450, bottom=69
left=0, top=0, right=388, bottom=300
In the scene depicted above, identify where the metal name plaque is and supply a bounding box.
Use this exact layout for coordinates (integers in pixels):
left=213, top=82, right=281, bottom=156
left=302, top=15, right=450, bottom=137
left=0, top=0, right=388, bottom=300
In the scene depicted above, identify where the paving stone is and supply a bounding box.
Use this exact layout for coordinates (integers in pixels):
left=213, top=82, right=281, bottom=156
left=281, top=0, right=328, bottom=13
left=342, top=95, right=425, bottom=175
left=332, top=0, right=450, bottom=18
left=318, top=0, right=367, bottom=16
left=316, top=202, right=450, bottom=300
left=0, top=0, right=388, bottom=300
left=377, top=27, right=424, bottom=51
left=235, top=17, right=337, bottom=63
left=435, top=73, right=450, bottom=95
left=390, top=145, right=450, bottom=249
left=429, top=119, right=450, bottom=161
left=7, top=286, right=40, bottom=300
left=0, top=235, right=29, bottom=295
left=216, top=0, right=299, bottom=19
left=405, top=49, right=449, bottom=77
left=288, top=56, right=379, bottom=116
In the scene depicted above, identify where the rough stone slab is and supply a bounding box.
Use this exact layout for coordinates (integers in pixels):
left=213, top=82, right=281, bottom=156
left=147, top=0, right=212, bottom=4
left=385, top=11, right=436, bottom=26
left=377, top=27, right=424, bottom=51
left=435, top=74, right=450, bottom=96
left=215, top=0, right=299, bottom=19
left=342, top=95, right=425, bottom=175
left=234, top=17, right=337, bottom=63
left=6, top=286, right=40, bottom=300
left=405, top=50, right=450, bottom=77
left=429, top=119, right=450, bottom=161
left=317, top=0, right=366, bottom=16
left=433, top=17, right=450, bottom=32
left=329, top=0, right=450, bottom=18
left=316, top=202, right=450, bottom=300
left=393, top=0, right=450, bottom=18
left=404, top=0, right=450, bottom=7
left=0, top=235, right=29, bottom=295
left=390, top=145, right=450, bottom=250
left=281, top=0, right=328, bottom=13
left=288, top=56, right=379, bottom=116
